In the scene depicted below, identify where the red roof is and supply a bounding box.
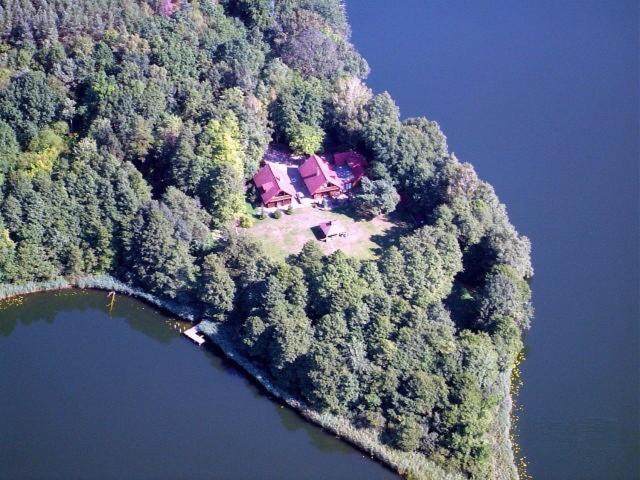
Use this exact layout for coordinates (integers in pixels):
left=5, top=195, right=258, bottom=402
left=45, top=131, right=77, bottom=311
left=333, top=151, right=367, bottom=184
left=319, top=220, right=346, bottom=238
left=253, top=162, right=296, bottom=205
left=161, top=0, right=180, bottom=16
left=299, top=154, right=342, bottom=195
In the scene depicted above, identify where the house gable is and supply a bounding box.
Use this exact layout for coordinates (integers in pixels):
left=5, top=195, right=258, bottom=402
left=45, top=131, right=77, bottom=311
left=299, top=154, right=342, bottom=196
left=253, top=162, right=296, bottom=206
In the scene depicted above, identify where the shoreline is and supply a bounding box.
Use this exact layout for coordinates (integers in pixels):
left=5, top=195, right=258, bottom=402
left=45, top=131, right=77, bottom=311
left=0, top=275, right=517, bottom=480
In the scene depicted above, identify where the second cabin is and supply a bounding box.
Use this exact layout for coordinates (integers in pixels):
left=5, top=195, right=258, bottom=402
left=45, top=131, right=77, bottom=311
left=299, top=154, right=343, bottom=201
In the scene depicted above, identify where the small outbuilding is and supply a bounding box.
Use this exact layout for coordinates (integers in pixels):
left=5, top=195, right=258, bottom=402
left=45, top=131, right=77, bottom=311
left=318, top=220, right=346, bottom=240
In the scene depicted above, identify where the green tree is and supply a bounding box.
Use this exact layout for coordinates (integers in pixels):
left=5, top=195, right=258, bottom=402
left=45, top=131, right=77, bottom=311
left=311, top=251, right=368, bottom=316
left=0, top=121, right=20, bottom=184
left=161, top=187, right=212, bottom=246
left=0, top=71, right=60, bottom=145
left=328, top=76, right=372, bottom=144
left=201, top=162, right=245, bottom=225
left=127, top=202, right=197, bottom=300
left=239, top=264, right=312, bottom=381
left=198, top=115, right=246, bottom=224
left=280, top=25, right=342, bottom=79
left=477, top=265, right=533, bottom=331
left=225, top=0, right=273, bottom=29
left=362, top=92, right=401, bottom=167
left=0, top=225, right=16, bottom=282
left=353, top=177, right=399, bottom=217
left=272, top=73, right=325, bottom=148
left=18, top=127, right=66, bottom=176
left=198, top=253, right=236, bottom=320
left=302, top=343, right=359, bottom=415
left=287, top=122, right=324, bottom=155
left=387, top=415, right=422, bottom=452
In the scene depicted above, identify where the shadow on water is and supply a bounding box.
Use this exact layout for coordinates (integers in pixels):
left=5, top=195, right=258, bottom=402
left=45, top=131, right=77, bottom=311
left=110, top=295, right=179, bottom=345
left=0, top=289, right=182, bottom=346
left=6, top=289, right=368, bottom=456
left=273, top=402, right=354, bottom=454
left=0, top=290, right=96, bottom=336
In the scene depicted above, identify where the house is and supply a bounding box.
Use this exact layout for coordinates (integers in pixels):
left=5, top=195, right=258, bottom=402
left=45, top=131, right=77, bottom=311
left=333, top=151, right=367, bottom=191
left=253, top=161, right=296, bottom=208
left=299, top=154, right=343, bottom=200
left=318, top=220, right=346, bottom=239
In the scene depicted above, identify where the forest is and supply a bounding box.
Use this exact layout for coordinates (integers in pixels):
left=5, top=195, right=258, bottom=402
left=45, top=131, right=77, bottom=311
left=0, top=1, right=532, bottom=478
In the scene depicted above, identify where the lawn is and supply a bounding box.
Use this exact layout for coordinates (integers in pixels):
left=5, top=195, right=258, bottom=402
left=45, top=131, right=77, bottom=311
left=245, top=206, right=398, bottom=261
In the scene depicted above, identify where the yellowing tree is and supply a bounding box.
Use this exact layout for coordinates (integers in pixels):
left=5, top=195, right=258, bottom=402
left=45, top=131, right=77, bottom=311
left=202, top=113, right=244, bottom=173
left=198, top=113, right=247, bottom=225
left=19, top=126, right=67, bottom=176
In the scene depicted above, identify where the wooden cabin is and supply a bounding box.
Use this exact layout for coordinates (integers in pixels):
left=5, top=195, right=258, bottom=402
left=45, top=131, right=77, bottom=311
left=299, top=154, right=343, bottom=200
left=253, top=162, right=297, bottom=208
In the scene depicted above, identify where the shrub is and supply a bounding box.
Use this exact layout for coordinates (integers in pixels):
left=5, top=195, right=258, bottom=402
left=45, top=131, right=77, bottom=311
left=239, top=214, right=254, bottom=228
left=254, top=207, right=266, bottom=220
left=272, top=209, right=283, bottom=219
left=285, top=204, right=294, bottom=215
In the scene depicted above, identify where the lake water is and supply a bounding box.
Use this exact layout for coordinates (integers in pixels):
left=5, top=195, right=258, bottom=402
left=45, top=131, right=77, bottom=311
left=2, top=4, right=638, bottom=480
left=0, top=290, right=396, bottom=480
left=348, top=1, right=639, bottom=479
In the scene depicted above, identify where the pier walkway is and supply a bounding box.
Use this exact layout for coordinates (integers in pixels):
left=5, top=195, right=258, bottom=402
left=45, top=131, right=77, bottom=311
left=183, top=324, right=206, bottom=346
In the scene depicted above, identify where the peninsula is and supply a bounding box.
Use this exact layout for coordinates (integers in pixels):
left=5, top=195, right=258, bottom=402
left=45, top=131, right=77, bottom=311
left=0, top=1, right=532, bottom=478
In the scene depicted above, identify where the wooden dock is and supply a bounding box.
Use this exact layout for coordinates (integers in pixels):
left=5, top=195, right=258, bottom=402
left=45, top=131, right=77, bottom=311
left=183, top=324, right=206, bottom=346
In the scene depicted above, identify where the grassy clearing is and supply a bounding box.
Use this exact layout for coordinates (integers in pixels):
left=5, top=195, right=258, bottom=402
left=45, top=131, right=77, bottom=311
left=245, top=206, right=398, bottom=260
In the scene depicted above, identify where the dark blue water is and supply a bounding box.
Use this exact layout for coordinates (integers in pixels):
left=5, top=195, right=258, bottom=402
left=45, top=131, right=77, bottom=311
left=348, top=1, right=640, bottom=479
left=0, top=291, right=396, bottom=480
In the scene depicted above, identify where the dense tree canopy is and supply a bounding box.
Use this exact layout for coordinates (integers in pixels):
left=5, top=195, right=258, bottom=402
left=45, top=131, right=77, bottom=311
left=0, top=2, right=532, bottom=478
left=353, top=177, right=399, bottom=217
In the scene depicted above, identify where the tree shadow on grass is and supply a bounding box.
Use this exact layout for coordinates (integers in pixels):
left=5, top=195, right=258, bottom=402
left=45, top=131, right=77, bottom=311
left=328, top=201, right=366, bottom=221
left=316, top=200, right=416, bottom=258
left=369, top=210, right=414, bottom=257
